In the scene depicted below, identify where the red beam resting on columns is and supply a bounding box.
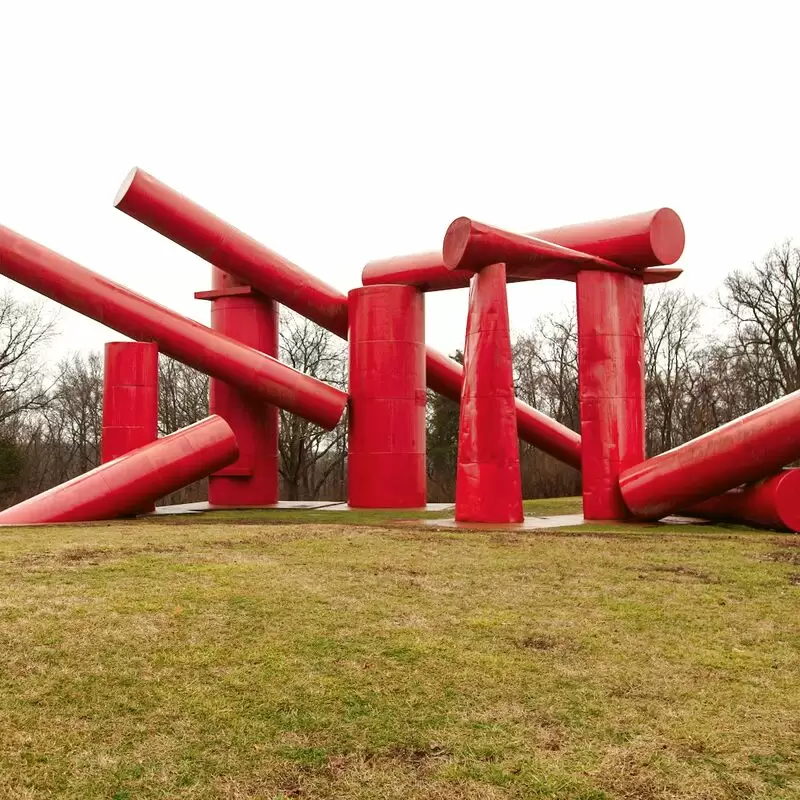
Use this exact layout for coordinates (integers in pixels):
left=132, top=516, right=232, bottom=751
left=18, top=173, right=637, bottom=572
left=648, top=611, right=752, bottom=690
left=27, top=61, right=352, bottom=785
left=365, top=209, right=686, bottom=291
left=455, top=262, right=523, bottom=523
left=0, top=226, right=346, bottom=430
left=0, top=416, right=239, bottom=525
left=347, top=285, right=426, bottom=508
left=112, top=168, right=582, bottom=468
left=682, top=470, right=800, bottom=533
left=196, top=268, right=279, bottom=506
left=619, top=389, right=800, bottom=519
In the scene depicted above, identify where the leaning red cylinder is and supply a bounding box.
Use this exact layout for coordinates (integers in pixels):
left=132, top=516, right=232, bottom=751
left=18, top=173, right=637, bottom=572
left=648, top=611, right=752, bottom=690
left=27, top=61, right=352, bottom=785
left=363, top=209, right=686, bottom=290
left=577, top=271, right=645, bottom=519
left=620, top=388, right=800, bottom=519
left=455, top=262, right=523, bottom=523
left=347, top=285, right=426, bottom=507
left=203, top=268, right=279, bottom=506
left=0, top=226, right=346, bottom=430
left=0, top=416, right=238, bottom=525
left=112, top=168, right=582, bottom=467
left=682, top=470, right=800, bottom=533
left=102, top=341, right=159, bottom=464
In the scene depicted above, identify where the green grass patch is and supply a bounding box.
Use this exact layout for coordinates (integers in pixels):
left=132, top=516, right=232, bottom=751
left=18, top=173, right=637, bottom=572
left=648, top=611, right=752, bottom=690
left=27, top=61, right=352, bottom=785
left=0, top=520, right=798, bottom=798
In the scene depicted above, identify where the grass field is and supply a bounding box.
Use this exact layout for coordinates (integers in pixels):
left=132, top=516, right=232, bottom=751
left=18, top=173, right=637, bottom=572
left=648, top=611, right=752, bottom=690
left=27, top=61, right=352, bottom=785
left=1, top=503, right=798, bottom=798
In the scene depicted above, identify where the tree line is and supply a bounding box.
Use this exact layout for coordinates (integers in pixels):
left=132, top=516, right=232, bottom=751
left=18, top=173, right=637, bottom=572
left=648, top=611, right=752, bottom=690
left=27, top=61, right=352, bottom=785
left=0, top=241, right=797, bottom=507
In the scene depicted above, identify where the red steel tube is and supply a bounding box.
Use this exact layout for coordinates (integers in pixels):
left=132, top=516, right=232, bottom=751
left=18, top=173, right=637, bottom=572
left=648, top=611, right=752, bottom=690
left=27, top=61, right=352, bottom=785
left=0, top=226, right=346, bottom=430
left=113, top=168, right=582, bottom=468
left=619, top=389, right=800, bottom=519
left=348, top=285, right=426, bottom=508
left=363, top=209, right=686, bottom=291
left=455, top=262, right=523, bottom=523
left=115, top=168, right=349, bottom=338
left=682, top=470, right=800, bottom=533
left=102, top=341, right=159, bottom=464
left=196, top=268, right=279, bottom=506
left=0, top=415, right=238, bottom=525
left=577, top=271, right=645, bottom=519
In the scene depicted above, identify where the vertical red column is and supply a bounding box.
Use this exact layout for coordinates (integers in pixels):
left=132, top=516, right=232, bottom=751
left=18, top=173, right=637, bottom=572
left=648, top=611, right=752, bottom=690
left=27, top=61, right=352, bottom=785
left=455, top=262, right=523, bottom=523
left=102, top=341, right=159, bottom=464
left=195, top=268, right=279, bottom=506
left=576, top=271, right=645, bottom=519
left=347, top=285, right=426, bottom=508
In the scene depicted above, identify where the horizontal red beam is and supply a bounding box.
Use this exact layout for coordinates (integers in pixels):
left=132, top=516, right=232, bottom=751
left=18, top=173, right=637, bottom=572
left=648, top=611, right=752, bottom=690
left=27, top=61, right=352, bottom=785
left=0, top=226, right=347, bottom=430
left=115, top=169, right=582, bottom=469
left=0, top=415, right=238, bottom=525
left=363, top=208, right=686, bottom=291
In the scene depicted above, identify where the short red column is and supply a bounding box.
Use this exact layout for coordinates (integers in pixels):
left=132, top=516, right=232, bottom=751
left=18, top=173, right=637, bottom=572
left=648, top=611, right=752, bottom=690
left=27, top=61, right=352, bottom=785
left=576, top=271, right=645, bottom=520
left=196, top=268, right=279, bottom=506
left=347, top=285, right=426, bottom=508
left=102, top=341, right=159, bottom=464
left=455, top=262, right=523, bottom=523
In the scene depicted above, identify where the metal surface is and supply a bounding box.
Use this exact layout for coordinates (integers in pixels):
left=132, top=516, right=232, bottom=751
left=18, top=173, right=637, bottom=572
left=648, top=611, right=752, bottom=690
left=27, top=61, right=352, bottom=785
left=577, top=271, right=645, bottom=519
left=196, top=268, right=279, bottom=506
left=683, top=470, right=800, bottom=533
left=619, top=388, right=800, bottom=518
left=455, top=263, right=523, bottom=523
left=0, top=415, right=238, bottom=525
left=0, top=225, right=346, bottom=430
left=348, top=285, right=426, bottom=508
left=113, top=168, right=582, bottom=467
left=363, top=209, right=686, bottom=291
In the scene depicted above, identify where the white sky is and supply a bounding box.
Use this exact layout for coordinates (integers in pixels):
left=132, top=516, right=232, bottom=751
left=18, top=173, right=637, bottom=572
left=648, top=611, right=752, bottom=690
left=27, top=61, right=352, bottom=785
left=1, top=1, right=798, bottom=365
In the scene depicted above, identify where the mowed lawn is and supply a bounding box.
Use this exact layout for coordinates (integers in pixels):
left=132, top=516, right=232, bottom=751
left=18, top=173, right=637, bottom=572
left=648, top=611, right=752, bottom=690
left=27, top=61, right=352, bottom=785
left=0, top=514, right=798, bottom=799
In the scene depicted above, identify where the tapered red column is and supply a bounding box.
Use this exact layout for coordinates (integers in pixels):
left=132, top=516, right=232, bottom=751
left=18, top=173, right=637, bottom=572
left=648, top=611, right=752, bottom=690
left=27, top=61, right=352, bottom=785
left=102, top=342, right=159, bottom=463
left=196, top=268, right=279, bottom=506
left=0, top=416, right=238, bottom=525
left=455, top=263, right=523, bottom=523
left=682, top=470, right=800, bottom=532
left=347, top=285, right=426, bottom=508
left=576, top=271, right=645, bottom=519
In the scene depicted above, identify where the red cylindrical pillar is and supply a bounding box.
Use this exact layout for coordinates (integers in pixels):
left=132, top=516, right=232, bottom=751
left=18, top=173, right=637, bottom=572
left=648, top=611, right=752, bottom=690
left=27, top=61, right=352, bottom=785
left=195, top=268, right=279, bottom=506
left=682, top=470, right=800, bottom=532
left=102, top=341, right=159, bottom=464
left=576, top=271, right=645, bottom=520
left=455, top=262, right=523, bottom=523
left=0, top=416, right=238, bottom=525
left=347, top=285, right=426, bottom=508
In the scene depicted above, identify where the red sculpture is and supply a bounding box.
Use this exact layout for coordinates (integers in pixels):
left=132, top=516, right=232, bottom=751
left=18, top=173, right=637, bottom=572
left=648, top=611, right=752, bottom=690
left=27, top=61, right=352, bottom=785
left=0, top=164, right=797, bottom=534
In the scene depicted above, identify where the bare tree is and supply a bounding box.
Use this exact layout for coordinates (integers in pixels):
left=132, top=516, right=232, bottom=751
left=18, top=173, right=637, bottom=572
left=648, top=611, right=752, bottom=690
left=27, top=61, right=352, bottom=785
left=279, top=312, right=347, bottom=500
left=158, top=356, right=209, bottom=434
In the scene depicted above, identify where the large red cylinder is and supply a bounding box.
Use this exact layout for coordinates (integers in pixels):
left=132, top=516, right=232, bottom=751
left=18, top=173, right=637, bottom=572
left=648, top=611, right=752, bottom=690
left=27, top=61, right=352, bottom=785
left=196, top=268, right=279, bottom=506
left=0, top=226, right=346, bottom=430
left=347, top=285, right=426, bottom=507
left=102, top=341, right=159, bottom=464
left=363, top=209, right=686, bottom=291
left=455, top=263, right=523, bottom=523
left=0, top=416, right=238, bottom=525
left=576, top=271, right=645, bottom=519
left=682, top=470, right=800, bottom=533
left=112, top=168, right=582, bottom=467
left=620, top=388, right=800, bottom=519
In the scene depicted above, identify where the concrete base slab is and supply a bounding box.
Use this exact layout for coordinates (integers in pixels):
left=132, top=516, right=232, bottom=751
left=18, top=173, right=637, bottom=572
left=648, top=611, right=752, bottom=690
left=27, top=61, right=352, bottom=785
left=148, top=500, right=341, bottom=516
left=319, top=503, right=455, bottom=512
left=418, top=514, right=584, bottom=530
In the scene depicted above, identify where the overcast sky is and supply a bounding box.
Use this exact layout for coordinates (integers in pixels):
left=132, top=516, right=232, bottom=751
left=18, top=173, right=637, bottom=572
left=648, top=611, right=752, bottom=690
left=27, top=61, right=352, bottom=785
left=1, top=2, right=797, bottom=364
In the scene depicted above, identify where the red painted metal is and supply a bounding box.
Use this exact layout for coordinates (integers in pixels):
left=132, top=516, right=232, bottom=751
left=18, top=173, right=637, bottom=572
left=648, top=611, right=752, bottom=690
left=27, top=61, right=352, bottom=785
left=455, top=262, right=523, bottom=523
left=0, top=416, right=238, bottom=525
left=682, top=470, right=800, bottom=533
left=577, top=271, right=645, bottom=519
left=348, top=285, right=426, bottom=508
left=115, top=168, right=349, bottom=338
left=0, top=226, right=346, bottom=430
left=113, top=169, right=582, bottom=468
left=362, top=209, right=686, bottom=291
left=195, top=268, right=279, bottom=506
left=619, top=389, right=800, bottom=519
